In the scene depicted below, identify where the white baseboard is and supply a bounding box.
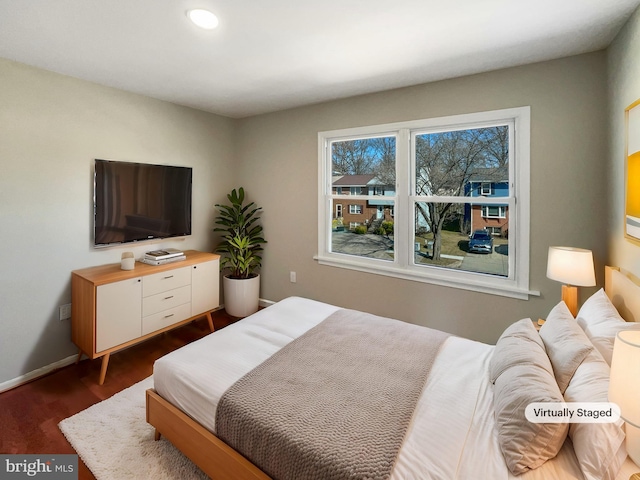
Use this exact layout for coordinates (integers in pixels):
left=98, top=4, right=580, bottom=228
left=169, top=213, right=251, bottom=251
left=219, top=298, right=276, bottom=310
left=0, top=301, right=277, bottom=394
left=259, top=298, right=276, bottom=307
left=0, top=354, right=78, bottom=394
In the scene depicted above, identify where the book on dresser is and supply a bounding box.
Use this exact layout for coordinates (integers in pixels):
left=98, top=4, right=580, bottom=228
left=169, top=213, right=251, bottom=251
left=144, top=248, right=184, bottom=260
left=140, top=255, right=187, bottom=266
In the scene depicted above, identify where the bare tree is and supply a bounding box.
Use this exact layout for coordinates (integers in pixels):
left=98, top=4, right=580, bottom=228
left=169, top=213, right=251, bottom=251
left=415, top=126, right=509, bottom=261
left=370, top=137, right=396, bottom=185
left=332, top=139, right=377, bottom=175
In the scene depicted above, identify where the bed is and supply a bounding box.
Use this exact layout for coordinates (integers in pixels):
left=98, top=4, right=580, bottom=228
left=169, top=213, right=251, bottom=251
left=146, top=266, right=640, bottom=480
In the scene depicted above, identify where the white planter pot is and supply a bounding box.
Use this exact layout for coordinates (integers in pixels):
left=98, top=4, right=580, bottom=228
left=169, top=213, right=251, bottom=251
left=223, top=274, right=260, bottom=318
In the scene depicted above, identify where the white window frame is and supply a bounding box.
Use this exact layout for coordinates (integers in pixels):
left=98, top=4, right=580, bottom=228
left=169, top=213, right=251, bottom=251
left=481, top=205, right=507, bottom=218
left=316, top=107, right=536, bottom=299
left=480, top=182, right=492, bottom=195
left=349, top=204, right=363, bottom=214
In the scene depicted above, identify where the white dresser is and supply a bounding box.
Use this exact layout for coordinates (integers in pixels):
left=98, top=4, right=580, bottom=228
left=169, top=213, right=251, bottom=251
left=72, top=250, right=220, bottom=384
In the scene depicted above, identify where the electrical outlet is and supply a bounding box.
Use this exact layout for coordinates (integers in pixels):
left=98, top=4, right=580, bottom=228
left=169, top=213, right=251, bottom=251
left=289, top=271, right=296, bottom=283
left=59, top=303, right=71, bottom=321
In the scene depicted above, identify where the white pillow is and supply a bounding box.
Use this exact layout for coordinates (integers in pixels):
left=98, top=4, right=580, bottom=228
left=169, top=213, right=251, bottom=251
left=576, top=289, right=640, bottom=365
left=490, top=319, right=569, bottom=474
left=539, top=302, right=593, bottom=394
left=563, top=348, right=626, bottom=480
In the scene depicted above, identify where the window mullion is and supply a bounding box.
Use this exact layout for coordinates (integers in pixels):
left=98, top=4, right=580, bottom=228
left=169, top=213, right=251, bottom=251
left=395, top=129, right=410, bottom=268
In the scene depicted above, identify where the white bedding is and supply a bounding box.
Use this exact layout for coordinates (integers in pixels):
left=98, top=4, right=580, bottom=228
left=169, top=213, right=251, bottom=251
left=153, top=296, right=637, bottom=480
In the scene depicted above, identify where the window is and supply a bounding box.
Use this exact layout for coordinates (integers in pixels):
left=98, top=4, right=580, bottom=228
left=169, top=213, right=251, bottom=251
left=349, top=204, right=363, bottom=214
left=317, top=107, right=532, bottom=299
left=481, top=205, right=506, bottom=218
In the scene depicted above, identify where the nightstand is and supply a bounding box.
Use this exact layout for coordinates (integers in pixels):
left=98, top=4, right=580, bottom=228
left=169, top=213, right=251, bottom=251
left=532, top=318, right=545, bottom=331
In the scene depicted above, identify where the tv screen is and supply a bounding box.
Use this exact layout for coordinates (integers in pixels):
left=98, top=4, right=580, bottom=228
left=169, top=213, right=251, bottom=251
left=94, top=159, right=192, bottom=247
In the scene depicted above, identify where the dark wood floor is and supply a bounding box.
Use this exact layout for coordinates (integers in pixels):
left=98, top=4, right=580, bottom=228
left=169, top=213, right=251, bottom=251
left=0, top=310, right=239, bottom=480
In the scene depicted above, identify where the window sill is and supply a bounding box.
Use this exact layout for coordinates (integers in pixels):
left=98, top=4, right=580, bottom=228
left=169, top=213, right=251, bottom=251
left=314, top=254, right=540, bottom=300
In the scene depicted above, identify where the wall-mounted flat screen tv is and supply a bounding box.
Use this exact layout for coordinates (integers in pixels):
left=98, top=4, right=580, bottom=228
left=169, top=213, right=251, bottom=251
left=94, top=159, right=192, bottom=247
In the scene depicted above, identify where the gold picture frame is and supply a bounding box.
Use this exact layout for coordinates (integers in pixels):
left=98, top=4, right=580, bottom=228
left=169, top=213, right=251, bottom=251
left=626, top=98, right=640, bottom=243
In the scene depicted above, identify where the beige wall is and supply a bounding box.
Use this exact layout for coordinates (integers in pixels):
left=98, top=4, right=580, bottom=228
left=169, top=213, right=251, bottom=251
left=236, top=52, right=609, bottom=344
left=0, top=58, right=235, bottom=385
left=608, top=6, right=640, bottom=273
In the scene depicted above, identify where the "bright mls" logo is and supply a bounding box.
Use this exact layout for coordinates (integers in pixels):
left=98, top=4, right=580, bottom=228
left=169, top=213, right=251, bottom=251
left=0, top=455, right=77, bottom=479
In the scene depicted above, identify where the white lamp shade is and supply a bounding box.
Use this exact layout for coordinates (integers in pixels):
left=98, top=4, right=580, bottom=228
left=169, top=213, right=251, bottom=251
left=609, top=330, right=640, bottom=427
left=546, top=246, right=596, bottom=286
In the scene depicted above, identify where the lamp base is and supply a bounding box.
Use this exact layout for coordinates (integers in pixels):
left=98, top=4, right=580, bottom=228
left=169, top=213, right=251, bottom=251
left=561, top=285, right=578, bottom=317
left=627, top=424, right=640, bottom=467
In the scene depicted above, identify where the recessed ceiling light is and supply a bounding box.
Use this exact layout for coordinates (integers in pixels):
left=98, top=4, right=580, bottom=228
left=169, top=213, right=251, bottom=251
left=187, top=9, right=219, bottom=30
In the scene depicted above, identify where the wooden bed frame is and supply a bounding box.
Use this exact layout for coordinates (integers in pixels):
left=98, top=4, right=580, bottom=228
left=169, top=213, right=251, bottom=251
left=145, top=389, right=269, bottom=480
left=146, top=266, right=640, bottom=480
left=605, top=266, right=640, bottom=322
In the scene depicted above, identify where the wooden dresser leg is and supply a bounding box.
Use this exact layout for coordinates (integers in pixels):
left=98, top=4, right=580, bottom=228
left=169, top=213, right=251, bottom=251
left=206, top=311, right=215, bottom=333
left=154, top=429, right=161, bottom=441
left=75, top=348, right=83, bottom=364
left=98, top=353, right=110, bottom=385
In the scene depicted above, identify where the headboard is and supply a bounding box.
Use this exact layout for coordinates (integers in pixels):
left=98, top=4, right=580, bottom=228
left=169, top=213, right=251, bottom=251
left=605, top=266, right=640, bottom=323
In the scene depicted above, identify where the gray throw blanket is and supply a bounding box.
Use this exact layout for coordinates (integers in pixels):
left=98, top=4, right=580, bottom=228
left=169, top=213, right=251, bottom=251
left=215, top=308, right=450, bottom=480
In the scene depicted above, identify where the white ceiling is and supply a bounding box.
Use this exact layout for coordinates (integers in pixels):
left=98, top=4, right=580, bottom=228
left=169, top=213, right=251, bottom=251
left=1, top=0, right=639, bottom=118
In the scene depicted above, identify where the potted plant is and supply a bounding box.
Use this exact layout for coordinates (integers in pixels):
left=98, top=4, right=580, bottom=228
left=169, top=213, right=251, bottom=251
left=214, top=187, right=267, bottom=317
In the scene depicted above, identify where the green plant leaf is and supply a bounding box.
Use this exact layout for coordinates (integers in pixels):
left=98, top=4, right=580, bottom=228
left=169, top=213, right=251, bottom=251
left=213, top=188, right=266, bottom=278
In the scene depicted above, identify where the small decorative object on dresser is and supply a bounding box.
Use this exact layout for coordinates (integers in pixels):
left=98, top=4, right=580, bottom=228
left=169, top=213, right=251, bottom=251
left=120, top=251, right=135, bottom=270
left=214, top=187, right=266, bottom=317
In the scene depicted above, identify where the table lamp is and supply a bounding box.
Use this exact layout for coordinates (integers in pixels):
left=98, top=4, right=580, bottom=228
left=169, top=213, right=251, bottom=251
left=546, top=246, right=596, bottom=317
left=609, top=330, right=640, bottom=466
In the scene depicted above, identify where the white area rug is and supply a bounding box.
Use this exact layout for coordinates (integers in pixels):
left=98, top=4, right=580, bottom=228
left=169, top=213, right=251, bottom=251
left=59, top=376, right=207, bottom=479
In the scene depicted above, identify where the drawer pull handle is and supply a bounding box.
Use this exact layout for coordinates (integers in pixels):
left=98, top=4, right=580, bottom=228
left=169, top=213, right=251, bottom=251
left=164, top=314, right=174, bottom=319
left=164, top=296, right=174, bottom=300
left=164, top=275, right=174, bottom=279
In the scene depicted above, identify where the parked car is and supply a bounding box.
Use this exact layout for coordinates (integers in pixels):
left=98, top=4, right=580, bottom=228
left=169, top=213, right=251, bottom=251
left=469, top=230, right=494, bottom=254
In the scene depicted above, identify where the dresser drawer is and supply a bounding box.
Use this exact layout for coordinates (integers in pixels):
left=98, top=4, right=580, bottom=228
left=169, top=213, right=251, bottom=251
left=142, top=266, right=191, bottom=297
left=142, top=285, right=191, bottom=317
left=142, top=303, right=192, bottom=336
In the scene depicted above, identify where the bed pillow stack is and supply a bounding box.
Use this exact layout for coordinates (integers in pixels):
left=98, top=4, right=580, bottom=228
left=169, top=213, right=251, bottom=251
left=540, top=300, right=627, bottom=480
left=539, top=302, right=593, bottom=393
left=489, top=318, right=569, bottom=475
left=576, top=288, right=640, bottom=365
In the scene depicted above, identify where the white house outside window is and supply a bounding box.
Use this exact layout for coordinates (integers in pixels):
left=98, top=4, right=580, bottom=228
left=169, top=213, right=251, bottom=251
left=317, top=107, right=533, bottom=299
